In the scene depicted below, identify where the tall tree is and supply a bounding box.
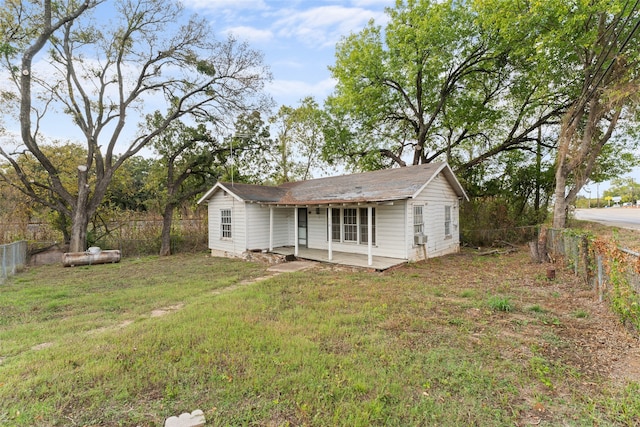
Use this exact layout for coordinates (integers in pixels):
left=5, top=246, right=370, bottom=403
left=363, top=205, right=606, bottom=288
left=144, top=113, right=224, bottom=256
left=0, top=0, right=271, bottom=252
left=548, top=1, right=640, bottom=227
left=325, top=0, right=571, bottom=174
left=475, top=0, right=640, bottom=227
left=270, top=97, right=331, bottom=183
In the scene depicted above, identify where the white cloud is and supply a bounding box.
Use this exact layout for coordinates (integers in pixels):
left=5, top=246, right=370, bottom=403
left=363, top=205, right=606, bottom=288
left=223, top=26, right=274, bottom=43
left=351, top=0, right=394, bottom=6
left=273, top=6, right=387, bottom=48
left=181, top=0, right=268, bottom=11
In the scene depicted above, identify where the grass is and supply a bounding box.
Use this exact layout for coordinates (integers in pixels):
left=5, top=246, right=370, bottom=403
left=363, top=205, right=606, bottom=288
left=0, top=250, right=639, bottom=426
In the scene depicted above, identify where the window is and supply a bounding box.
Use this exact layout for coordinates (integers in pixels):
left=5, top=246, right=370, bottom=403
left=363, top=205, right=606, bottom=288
left=360, top=208, right=376, bottom=244
left=444, top=205, right=452, bottom=237
left=331, top=208, right=341, bottom=241
left=328, top=207, right=376, bottom=245
left=220, top=209, right=232, bottom=239
left=413, top=205, right=424, bottom=245
left=343, top=208, right=357, bottom=242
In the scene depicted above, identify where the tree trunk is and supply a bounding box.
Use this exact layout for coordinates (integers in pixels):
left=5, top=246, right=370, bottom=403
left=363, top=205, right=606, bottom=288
left=552, top=169, right=568, bottom=229
left=69, top=165, right=90, bottom=252
left=160, top=204, right=175, bottom=256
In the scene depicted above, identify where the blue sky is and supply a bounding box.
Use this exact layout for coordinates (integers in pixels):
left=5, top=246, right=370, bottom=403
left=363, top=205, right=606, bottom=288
left=180, top=0, right=394, bottom=107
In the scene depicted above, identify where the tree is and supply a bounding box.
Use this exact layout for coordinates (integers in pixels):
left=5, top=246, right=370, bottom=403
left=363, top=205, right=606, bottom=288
left=270, top=97, right=331, bottom=183
left=603, top=177, right=640, bottom=204
left=105, top=155, right=155, bottom=212
left=326, top=0, right=498, bottom=168
left=225, top=111, right=275, bottom=184
left=0, top=0, right=271, bottom=252
left=0, top=140, right=89, bottom=242
left=144, top=113, right=224, bottom=256
left=230, top=100, right=332, bottom=185
left=548, top=0, right=640, bottom=227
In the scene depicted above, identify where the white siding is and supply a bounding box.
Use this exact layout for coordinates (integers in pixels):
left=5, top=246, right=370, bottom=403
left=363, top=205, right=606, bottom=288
left=272, top=208, right=294, bottom=247
left=245, top=204, right=269, bottom=250
left=307, top=207, right=327, bottom=248
left=306, top=205, right=407, bottom=259
left=407, top=173, right=461, bottom=261
left=206, top=190, right=246, bottom=256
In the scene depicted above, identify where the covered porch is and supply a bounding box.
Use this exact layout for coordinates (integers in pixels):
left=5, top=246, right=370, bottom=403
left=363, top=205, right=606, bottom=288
left=271, top=246, right=406, bottom=271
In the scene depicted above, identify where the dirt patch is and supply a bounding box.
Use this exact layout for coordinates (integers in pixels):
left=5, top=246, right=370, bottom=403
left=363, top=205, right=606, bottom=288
left=31, top=342, right=54, bottom=351
left=87, top=320, right=134, bottom=335
left=150, top=303, right=184, bottom=318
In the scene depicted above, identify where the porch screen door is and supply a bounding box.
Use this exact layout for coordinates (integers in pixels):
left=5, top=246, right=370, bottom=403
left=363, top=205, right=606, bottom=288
left=297, top=208, right=308, bottom=247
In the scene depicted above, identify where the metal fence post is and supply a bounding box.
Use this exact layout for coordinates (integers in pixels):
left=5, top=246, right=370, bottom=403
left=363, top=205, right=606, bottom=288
left=0, top=240, right=28, bottom=284
left=596, top=253, right=604, bottom=303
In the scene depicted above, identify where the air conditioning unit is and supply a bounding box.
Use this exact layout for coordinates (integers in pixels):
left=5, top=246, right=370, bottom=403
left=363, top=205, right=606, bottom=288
left=415, top=233, right=427, bottom=245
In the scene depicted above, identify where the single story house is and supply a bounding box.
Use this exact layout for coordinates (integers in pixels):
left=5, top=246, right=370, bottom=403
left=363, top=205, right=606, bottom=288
left=197, top=162, right=468, bottom=269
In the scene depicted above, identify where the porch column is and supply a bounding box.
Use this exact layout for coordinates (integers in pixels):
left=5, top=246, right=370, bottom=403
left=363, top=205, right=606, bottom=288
left=294, top=207, right=299, bottom=256
left=328, top=207, right=333, bottom=261
left=269, top=206, right=274, bottom=251
left=367, top=206, right=373, bottom=266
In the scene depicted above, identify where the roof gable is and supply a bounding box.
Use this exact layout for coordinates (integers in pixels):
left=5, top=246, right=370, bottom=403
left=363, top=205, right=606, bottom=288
left=198, top=162, right=468, bottom=205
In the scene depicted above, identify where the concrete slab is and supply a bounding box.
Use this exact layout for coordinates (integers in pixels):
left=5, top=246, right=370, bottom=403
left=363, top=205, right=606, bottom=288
left=267, top=260, right=318, bottom=273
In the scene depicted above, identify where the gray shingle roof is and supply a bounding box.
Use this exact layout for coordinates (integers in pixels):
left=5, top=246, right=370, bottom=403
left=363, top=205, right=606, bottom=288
left=199, top=162, right=467, bottom=205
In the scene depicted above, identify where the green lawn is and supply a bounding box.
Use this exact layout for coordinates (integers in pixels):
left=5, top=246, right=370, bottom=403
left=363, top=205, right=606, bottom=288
left=0, top=251, right=638, bottom=426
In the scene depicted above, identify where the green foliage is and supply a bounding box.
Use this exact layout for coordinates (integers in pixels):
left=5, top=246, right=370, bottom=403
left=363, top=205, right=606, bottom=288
left=325, top=0, right=512, bottom=170
left=529, top=356, right=554, bottom=389
left=105, top=155, right=155, bottom=212
left=487, top=295, right=513, bottom=312
left=603, top=177, right=640, bottom=204
left=607, top=258, right=640, bottom=331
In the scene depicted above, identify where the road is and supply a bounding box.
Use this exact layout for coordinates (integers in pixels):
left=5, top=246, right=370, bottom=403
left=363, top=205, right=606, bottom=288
left=574, top=208, right=640, bottom=230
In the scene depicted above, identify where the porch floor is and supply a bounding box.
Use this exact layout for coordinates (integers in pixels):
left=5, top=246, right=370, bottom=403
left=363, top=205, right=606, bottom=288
left=271, top=246, right=407, bottom=271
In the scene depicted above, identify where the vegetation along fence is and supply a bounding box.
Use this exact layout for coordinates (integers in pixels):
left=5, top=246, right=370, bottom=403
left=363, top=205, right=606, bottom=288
left=0, top=240, right=27, bottom=284
left=546, top=228, right=640, bottom=332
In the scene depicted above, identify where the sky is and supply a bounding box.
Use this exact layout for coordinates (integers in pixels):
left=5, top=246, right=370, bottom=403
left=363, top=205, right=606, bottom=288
left=1, top=0, right=637, bottom=195
left=182, top=0, right=638, bottom=195
left=179, top=0, right=394, bottom=107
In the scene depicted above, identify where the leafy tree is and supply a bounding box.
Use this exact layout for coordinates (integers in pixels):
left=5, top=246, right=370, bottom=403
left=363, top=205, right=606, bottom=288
left=325, top=0, right=565, bottom=173
left=540, top=1, right=639, bottom=227
left=106, top=155, right=154, bottom=212
left=0, top=0, right=271, bottom=252
left=144, top=113, right=224, bottom=256
left=270, top=97, right=331, bottom=183
left=603, top=177, right=640, bottom=204
left=225, top=111, right=275, bottom=184
left=0, top=140, right=87, bottom=242
left=230, top=100, right=332, bottom=185
left=481, top=0, right=640, bottom=227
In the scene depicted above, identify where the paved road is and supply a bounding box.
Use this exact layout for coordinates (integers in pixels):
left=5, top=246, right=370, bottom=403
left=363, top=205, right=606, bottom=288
left=574, top=208, right=640, bottom=230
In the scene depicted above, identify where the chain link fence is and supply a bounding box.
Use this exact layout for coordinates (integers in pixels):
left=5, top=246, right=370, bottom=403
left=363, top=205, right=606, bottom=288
left=1, top=240, right=27, bottom=284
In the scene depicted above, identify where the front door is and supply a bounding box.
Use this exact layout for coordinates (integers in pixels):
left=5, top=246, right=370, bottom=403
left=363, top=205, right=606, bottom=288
left=297, top=208, right=308, bottom=247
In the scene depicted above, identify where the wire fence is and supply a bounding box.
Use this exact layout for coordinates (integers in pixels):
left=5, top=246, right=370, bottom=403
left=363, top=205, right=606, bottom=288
left=0, top=240, right=27, bottom=284
left=546, top=228, right=640, bottom=332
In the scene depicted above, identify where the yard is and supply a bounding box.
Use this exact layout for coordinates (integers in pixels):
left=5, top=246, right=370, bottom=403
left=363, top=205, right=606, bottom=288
left=0, top=249, right=639, bottom=426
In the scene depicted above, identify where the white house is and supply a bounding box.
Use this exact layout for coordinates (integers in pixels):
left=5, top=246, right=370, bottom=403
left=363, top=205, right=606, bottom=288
left=197, top=162, right=468, bottom=269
